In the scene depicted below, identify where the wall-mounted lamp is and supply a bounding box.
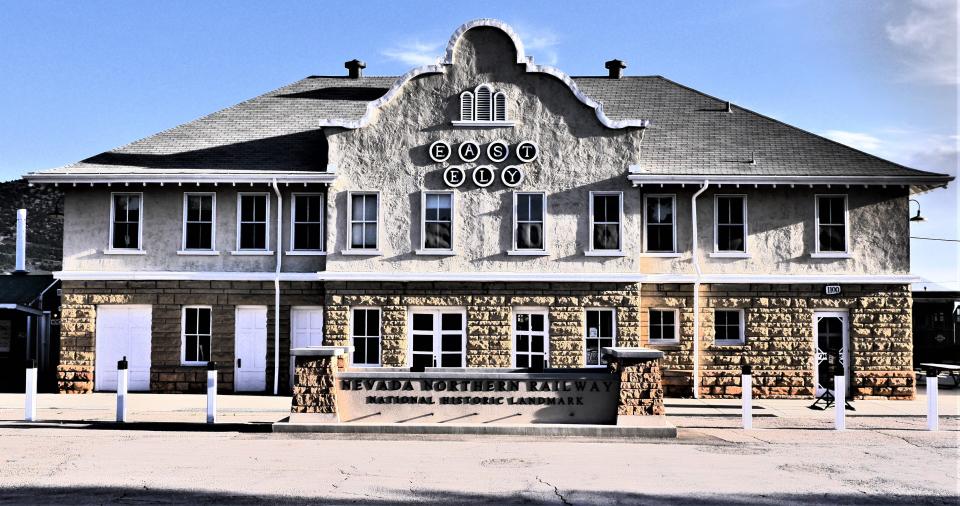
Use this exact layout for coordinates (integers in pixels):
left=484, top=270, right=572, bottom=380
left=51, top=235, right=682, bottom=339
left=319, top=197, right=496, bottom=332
left=909, top=199, right=926, bottom=222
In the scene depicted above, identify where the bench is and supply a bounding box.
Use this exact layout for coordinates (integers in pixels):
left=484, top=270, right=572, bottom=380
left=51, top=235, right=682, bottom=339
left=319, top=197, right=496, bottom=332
left=919, top=363, right=960, bottom=388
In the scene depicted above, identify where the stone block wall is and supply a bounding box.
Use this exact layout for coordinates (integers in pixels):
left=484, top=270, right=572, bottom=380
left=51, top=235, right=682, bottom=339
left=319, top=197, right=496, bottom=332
left=323, top=281, right=642, bottom=368
left=59, top=280, right=324, bottom=393
left=610, top=356, right=664, bottom=416
left=291, top=355, right=342, bottom=413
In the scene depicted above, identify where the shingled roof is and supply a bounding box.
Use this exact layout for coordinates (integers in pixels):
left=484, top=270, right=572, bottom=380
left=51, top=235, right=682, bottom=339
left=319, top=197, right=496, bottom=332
left=25, top=73, right=952, bottom=188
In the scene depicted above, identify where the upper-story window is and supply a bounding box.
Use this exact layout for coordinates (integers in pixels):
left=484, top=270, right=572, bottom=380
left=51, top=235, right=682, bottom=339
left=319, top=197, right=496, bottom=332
left=815, top=195, right=848, bottom=254
left=110, top=193, right=143, bottom=251
left=588, top=191, right=623, bottom=254
left=512, top=192, right=546, bottom=253
left=420, top=192, right=454, bottom=252
left=346, top=192, right=379, bottom=253
left=455, top=84, right=512, bottom=126
left=715, top=195, right=747, bottom=253
left=291, top=193, right=324, bottom=252
left=644, top=195, right=676, bottom=253
left=236, top=193, right=269, bottom=251
left=182, top=193, right=216, bottom=251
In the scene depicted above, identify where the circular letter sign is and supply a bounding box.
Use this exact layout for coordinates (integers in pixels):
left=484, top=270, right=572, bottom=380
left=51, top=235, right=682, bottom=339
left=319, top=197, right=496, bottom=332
left=500, top=165, right=525, bottom=187
left=472, top=165, right=496, bottom=188
left=443, top=166, right=466, bottom=188
left=516, top=141, right=539, bottom=163
left=458, top=141, right=481, bottom=163
left=429, top=141, right=451, bottom=163
left=487, top=140, right=509, bottom=163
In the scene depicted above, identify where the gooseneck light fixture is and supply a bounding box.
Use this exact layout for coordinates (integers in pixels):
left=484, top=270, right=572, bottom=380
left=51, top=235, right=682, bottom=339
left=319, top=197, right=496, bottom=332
left=909, top=199, right=926, bottom=222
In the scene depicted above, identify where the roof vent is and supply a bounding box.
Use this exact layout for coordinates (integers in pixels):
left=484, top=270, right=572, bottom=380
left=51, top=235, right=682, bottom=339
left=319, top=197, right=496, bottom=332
left=345, top=59, right=366, bottom=79
left=605, top=59, right=626, bottom=79
left=724, top=101, right=733, bottom=113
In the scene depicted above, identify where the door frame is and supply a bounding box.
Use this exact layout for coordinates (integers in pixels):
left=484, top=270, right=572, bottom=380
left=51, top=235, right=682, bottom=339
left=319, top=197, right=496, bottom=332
left=510, top=307, right=550, bottom=369
left=406, top=307, right=467, bottom=368
left=94, top=304, right=153, bottom=392
left=289, top=306, right=325, bottom=389
left=812, top=310, right=850, bottom=396
left=234, top=305, right=268, bottom=392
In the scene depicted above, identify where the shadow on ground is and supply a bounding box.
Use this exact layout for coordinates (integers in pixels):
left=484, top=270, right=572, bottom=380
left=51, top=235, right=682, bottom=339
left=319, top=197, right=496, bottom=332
left=0, top=486, right=952, bottom=505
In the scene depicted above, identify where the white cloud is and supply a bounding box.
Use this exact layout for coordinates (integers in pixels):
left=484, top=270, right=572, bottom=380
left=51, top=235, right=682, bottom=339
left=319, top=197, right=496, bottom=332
left=822, top=130, right=882, bottom=152
left=512, top=24, right=560, bottom=66
left=885, top=0, right=959, bottom=85
left=381, top=41, right=442, bottom=67
left=822, top=128, right=958, bottom=175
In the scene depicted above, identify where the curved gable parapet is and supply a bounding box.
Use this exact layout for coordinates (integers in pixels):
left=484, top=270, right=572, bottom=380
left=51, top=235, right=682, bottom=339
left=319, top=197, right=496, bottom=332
left=318, top=18, right=650, bottom=130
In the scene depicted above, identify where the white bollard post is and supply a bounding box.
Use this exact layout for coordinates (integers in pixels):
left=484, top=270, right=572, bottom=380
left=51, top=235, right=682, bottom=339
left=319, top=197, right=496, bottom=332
left=926, top=368, right=939, bottom=431
left=24, top=359, right=37, bottom=422
left=116, top=357, right=128, bottom=423
left=834, top=371, right=846, bottom=431
left=206, top=362, right=217, bottom=424
left=741, top=364, right=752, bottom=430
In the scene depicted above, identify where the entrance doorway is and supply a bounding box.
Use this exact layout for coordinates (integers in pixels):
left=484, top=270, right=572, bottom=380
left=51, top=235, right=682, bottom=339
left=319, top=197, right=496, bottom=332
left=234, top=306, right=267, bottom=392
left=409, top=309, right=465, bottom=371
left=813, top=311, right=849, bottom=396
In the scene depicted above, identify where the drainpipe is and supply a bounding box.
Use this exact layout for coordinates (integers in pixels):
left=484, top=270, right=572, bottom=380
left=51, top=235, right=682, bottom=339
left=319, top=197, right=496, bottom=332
left=691, top=180, right=710, bottom=399
left=271, top=179, right=283, bottom=395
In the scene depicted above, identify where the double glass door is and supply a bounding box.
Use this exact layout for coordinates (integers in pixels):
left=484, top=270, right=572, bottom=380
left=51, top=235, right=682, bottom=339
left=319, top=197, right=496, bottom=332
left=814, top=312, right=849, bottom=396
left=410, top=310, right=465, bottom=371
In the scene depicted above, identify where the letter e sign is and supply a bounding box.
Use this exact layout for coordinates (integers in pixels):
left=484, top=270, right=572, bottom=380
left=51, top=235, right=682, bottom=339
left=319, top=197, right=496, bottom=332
left=443, top=166, right=466, bottom=188
left=429, top=141, right=451, bottom=163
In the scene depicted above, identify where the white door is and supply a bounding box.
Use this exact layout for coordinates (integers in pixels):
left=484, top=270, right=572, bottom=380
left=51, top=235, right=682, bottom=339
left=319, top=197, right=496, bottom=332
left=813, top=311, right=850, bottom=396
left=95, top=305, right=152, bottom=392
left=290, top=307, right=324, bottom=388
left=235, top=306, right=268, bottom=392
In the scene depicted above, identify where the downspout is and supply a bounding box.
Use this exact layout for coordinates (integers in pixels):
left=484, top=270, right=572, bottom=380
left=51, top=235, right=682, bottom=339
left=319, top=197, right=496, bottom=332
left=271, top=179, right=283, bottom=395
left=691, top=180, right=710, bottom=399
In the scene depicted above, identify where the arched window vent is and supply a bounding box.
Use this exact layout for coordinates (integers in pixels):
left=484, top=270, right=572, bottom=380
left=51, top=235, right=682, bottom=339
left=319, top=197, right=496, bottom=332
left=453, top=84, right=516, bottom=127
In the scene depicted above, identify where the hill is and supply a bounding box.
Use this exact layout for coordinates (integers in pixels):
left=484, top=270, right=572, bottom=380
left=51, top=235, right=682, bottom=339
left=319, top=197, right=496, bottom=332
left=0, top=179, right=62, bottom=273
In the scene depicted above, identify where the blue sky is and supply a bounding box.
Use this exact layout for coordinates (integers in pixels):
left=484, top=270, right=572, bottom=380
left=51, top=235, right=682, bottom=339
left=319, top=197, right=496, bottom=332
left=0, top=0, right=956, bottom=288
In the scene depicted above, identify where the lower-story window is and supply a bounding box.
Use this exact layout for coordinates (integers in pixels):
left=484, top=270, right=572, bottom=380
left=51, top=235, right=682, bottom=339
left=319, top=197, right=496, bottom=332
left=513, top=309, right=548, bottom=369
left=649, top=308, right=678, bottom=343
left=351, top=308, right=381, bottom=366
left=181, top=306, right=212, bottom=365
left=714, top=309, right=745, bottom=344
left=409, top=309, right=465, bottom=371
left=585, top=308, right=615, bottom=367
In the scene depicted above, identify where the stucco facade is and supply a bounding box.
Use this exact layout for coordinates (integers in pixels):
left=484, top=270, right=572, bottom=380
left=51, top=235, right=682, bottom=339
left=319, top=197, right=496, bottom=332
left=29, top=19, right=951, bottom=399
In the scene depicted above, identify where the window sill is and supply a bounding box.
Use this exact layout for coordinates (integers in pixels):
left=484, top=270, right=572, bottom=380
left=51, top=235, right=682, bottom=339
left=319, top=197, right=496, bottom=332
left=709, top=252, right=751, bottom=259
left=180, top=362, right=208, bottom=367
left=177, top=250, right=220, bottom=256
left=506, top=249, right=549, bottom=256
left=647, top=341, right=681, bottom=348
left=340, top=249, right=382, bottom=256
left=285, top=250, right=327, bottom=256
left=230, top=250, right=274, bottom=256
left=415, top=249, right=456, bottom=256
left=450, top=120, right=517, bottom=128
left=714, top=340, right=746, bottom=346
left=103, top=249, right=146, bottom=255
left=810, top=252, right=852, bottom=259
left=349, top=363, right=382, bottom=368
left=640, top=252, right=682, bottom=258
left=584, top=250, right=627, bottom=257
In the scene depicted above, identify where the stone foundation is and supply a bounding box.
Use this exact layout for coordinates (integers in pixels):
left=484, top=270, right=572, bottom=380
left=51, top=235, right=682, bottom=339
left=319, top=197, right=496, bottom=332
left=291, top=354, right=343, bottom=414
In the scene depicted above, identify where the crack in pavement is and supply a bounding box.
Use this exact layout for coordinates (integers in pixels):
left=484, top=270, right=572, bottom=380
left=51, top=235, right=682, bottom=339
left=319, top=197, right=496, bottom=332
left=536, top=476, right=572, bottom=506
left=330, top=465, right=357, bottom=489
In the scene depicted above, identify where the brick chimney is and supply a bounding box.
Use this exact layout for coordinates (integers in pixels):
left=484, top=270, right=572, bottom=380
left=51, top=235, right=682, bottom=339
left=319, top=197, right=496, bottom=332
left=605, top=59, right=626, bottom=79
left=345, top=59, right=366, bottom=79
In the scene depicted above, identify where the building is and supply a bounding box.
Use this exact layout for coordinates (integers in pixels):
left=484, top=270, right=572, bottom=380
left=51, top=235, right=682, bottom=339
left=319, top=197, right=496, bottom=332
left=912, top=291, right=960, bottom=367
left=24, top=19, right=952, bottom=399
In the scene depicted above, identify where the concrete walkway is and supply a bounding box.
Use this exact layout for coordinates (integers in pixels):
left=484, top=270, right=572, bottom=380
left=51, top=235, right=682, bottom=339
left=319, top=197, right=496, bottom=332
left=0, top=386, right=956, bottom=430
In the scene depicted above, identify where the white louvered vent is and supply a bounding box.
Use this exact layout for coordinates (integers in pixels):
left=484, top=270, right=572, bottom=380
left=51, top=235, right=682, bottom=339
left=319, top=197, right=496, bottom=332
left=475, top=85, right=493, bottom=121
left=460, top=92, right=474, bottom=122
left=493, top=92, right=507, bottom=122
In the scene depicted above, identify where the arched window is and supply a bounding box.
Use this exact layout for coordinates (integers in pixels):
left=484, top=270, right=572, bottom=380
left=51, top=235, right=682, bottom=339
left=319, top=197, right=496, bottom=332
left=493, top=92, right=507, bottom=122
left=459, top=91, right=474, bottom=122
left=474, top=85, right=493, bottom=121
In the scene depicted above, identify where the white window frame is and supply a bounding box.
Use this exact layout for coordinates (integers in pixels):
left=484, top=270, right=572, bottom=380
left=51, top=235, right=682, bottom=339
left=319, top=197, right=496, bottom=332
left=406, top=307, right=467, bottom=369
left=234, top=192, right=271, bottom=254
left=417, top=191, right=455, bottom=255
left=586, top=191, right=625, bottom=257
left=511, top=308, right=550, bottom=369
left=451, top=83, right=516, bottom=127
left=107, top=192, right=144, bottom=253
left=350, top=306, right=381, bottom=367
left=648, top=308, right=680, bottom=344
left=493, top=91, right=507, bottom=122
left=509, top=191, right=548, bottom=255
left=459, top=91, right=474, bottom=122
left=713, top=308, right=746, bottom=345
left=181, top=305, right=213, bottom=366
left=712, top=194, right=749, bottom=257
left=812, top=194, right=850, bottom=257
left=180, top=192, right=218, bottom=254
left=288, top=192, right=326, bottom=255
left=343, top=191, right=381, bottom=255
left=642, top=194, right=678, bottom=255
left=584, top=308, right=616, bottom=368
